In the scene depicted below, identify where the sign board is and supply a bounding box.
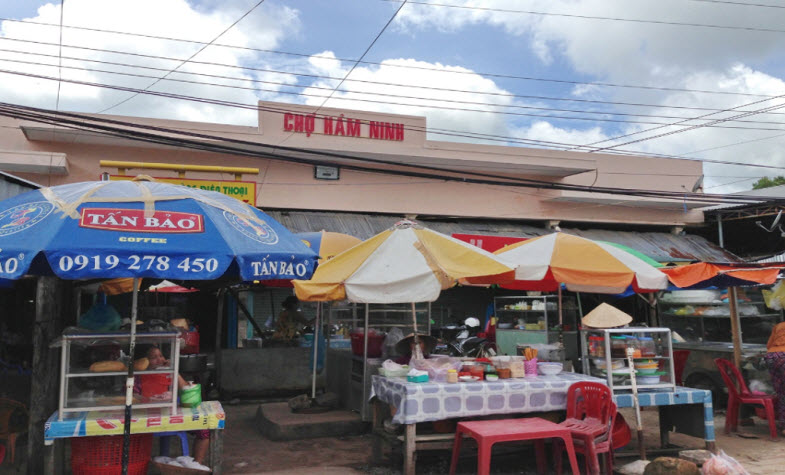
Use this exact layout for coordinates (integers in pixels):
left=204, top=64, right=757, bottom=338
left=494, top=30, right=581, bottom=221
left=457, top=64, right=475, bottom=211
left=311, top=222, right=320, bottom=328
left=109, top=175, right=256, bottom=205
left=452, top=233, right=529, bottom=253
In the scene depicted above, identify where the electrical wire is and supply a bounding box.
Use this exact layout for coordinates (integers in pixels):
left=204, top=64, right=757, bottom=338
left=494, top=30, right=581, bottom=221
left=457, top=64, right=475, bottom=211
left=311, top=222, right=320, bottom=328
left=0, top=17, right=774, bottom=99
left=0, top=100, right=773, bottom=206
left=2, top=35, right=779, bottom=114
left=97, top=0, right=267, bottom=114
left=9, top=55, right=785, bottom=131
left=5, top=66, right=785, bottom=176
left=382, top=0, right=785, bottom=34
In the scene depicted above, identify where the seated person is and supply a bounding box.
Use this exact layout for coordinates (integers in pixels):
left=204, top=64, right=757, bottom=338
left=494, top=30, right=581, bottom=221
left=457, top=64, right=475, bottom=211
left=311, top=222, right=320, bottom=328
left=135, top=346, right=209, bottom=464
left=270, top=296, right=312, bottom=346
left=393, top=333, right=437, bottom=365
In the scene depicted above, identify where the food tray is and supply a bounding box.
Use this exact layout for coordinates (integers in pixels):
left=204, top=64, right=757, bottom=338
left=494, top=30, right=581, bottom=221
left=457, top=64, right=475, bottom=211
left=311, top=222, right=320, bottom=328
left=378, top=367, right=409, bottom=377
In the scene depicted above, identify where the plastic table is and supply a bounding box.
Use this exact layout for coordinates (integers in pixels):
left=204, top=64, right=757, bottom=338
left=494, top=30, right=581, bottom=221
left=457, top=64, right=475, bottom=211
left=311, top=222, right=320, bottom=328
left=370, top=372, right=605, bottom=475
left=613, top=387, right=715, bottom=452
left=449, top=418, right=581, bottom=475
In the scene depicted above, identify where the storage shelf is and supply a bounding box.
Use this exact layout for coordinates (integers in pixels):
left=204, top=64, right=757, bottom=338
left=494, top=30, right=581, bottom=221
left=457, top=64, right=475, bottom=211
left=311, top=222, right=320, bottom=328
left=66, top=369, right=173, bottom=378
left=661, top=312, right=779, bottom=318
left=61, top=402, right=176, bottom=412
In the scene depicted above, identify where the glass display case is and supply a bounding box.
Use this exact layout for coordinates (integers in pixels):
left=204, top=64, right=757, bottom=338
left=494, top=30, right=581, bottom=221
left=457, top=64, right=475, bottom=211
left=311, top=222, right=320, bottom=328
left=580, top=327, right=676, bottom=393
left=494, top=295, right=578, bottom=355
left=58, top=331, right=180, bottom=420
left=658, top=289, right=782, bottom=344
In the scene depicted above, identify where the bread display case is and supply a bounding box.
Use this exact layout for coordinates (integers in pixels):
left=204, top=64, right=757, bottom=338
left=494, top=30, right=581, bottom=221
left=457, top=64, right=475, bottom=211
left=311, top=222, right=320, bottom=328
left=580, top=327, right=676, bottom=393
left=58, top=331, right=180, bottom=420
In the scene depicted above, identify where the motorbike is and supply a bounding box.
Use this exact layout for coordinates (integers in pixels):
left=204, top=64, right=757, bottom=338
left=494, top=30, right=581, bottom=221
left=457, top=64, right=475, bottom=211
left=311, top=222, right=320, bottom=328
left=433, top=317, right=496, bottom=358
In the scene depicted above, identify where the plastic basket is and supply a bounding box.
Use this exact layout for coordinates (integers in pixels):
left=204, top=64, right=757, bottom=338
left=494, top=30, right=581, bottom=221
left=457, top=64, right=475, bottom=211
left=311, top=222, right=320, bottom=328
left=71, top=434, right=152, bottom=475
left=180, top=384, right=202, bottom=408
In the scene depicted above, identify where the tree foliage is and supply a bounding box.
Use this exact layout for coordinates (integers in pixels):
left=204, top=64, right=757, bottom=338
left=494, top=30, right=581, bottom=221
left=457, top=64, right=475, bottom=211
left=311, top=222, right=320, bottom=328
left=752, top=176, right=785, bottom=189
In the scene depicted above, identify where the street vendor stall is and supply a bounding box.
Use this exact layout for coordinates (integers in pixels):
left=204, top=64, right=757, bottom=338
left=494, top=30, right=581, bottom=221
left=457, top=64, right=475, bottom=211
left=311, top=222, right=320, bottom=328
left=370, top=372, right=605, bottom=474
left=0, top=177, right=317, bottom=473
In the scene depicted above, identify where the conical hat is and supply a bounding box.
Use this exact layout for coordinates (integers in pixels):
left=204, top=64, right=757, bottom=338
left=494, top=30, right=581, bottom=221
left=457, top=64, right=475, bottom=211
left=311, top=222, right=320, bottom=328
left=581, top=303, right=632, bottom=328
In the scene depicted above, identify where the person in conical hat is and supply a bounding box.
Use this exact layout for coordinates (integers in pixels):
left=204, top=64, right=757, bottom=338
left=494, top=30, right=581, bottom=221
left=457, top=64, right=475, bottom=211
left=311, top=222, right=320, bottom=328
left=581, top=302, right=632, bottom=328
left=394, top=333, right=438, bottom=365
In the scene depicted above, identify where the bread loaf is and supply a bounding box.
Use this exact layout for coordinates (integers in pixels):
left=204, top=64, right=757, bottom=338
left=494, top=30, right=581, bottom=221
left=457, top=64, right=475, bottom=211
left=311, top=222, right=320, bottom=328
left=133, top=357, right=149, bottom=371
left=89, top=360, right=127, bottom=372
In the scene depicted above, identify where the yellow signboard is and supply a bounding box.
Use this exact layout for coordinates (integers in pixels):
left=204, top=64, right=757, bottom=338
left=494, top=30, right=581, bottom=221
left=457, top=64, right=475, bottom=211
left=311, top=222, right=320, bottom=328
left=110, top=175, right=257, bottom=205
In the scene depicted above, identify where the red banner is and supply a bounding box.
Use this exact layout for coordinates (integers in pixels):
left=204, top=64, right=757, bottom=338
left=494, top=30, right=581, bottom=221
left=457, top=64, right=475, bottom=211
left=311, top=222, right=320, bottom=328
left=80, top=208, right=204, bottom=233
left=452, top=233, right=528, bottom=253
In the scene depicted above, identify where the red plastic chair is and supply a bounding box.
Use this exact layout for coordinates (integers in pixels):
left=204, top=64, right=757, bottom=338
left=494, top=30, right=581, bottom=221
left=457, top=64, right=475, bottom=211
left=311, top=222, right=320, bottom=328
left=553, top=382, right=616, bottom=475
left=658, top=350, right=690, bottom=385
left=449, top=417, right=580, bottom=475
left=715, top=358, right=777, bottom=440
left=0, top=398, right=27, bottom=465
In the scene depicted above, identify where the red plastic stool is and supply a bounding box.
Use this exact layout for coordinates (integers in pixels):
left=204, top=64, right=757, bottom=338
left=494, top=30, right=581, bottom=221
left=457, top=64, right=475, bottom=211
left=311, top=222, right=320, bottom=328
left=449, top=417, right=581, bottom=475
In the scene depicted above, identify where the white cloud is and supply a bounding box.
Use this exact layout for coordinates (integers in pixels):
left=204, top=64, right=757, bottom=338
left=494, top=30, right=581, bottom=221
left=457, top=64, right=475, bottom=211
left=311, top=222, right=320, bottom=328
left=301, top=55, right=518, bottom=143
left=395, top=0, right=785, bottom=192
left=0, top=0, right=301, bottom=124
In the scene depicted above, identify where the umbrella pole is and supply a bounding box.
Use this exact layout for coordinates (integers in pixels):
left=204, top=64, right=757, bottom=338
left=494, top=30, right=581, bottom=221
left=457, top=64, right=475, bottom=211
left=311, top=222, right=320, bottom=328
left=729, top=287, right=743, bottom=368
left=412, top=302, right=423, bottom=360
left=311, top=302, right=321, bottom=399
left=121, top=277, right=140, bottom=475
left=627, top=347, right=646, bottom=461
left=557, top=285, right=564, bottom=349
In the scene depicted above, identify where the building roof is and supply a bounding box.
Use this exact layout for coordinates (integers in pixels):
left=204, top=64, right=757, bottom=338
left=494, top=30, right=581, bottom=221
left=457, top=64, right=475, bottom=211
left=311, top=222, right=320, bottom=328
left=0, top=170, right=40, bottom=200
left=266, top=210, right=742, bottom=263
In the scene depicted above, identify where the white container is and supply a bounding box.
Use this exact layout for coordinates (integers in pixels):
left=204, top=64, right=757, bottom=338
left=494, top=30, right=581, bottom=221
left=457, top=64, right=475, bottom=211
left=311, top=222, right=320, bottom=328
left=537, top=362, right=563, bottom=375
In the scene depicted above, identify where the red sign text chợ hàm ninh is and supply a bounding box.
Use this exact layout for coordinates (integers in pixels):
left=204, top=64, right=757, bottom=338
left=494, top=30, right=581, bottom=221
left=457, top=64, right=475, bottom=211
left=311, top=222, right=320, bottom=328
left=283, top=112, right=405, bottom=141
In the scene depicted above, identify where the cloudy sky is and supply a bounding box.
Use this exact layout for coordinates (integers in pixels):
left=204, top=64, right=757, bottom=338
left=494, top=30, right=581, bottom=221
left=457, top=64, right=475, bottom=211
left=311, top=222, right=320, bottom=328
left=1, top=0, right=784, bottom=192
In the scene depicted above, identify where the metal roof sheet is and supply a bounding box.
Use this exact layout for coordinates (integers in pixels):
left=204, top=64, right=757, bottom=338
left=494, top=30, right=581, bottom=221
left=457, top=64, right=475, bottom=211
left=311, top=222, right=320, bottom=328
left=266, top=210, right=741, bottom=263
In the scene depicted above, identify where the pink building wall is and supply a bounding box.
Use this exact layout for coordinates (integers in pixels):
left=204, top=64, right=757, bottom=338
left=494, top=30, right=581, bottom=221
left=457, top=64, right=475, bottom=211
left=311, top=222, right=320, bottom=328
left=0, top=101, right=704, bottom=226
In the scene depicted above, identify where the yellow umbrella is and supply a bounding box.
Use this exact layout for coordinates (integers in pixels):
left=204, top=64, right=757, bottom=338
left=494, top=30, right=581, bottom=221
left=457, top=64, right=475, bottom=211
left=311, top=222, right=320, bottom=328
left=293, top=220, right=515, bottom=303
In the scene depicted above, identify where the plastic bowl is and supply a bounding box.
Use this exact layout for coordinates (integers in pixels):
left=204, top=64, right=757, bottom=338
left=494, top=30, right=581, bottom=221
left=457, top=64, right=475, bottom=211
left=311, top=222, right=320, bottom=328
left=637, top=375, right=661, bottom=385
left=537, top=362, right=563, bottom=375
left=635, top=367, right=659, bottom=375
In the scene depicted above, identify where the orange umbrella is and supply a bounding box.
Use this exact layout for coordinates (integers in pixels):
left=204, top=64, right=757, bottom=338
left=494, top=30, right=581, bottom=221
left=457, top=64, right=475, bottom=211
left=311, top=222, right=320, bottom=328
left=661, top=262, right=784, bottom=289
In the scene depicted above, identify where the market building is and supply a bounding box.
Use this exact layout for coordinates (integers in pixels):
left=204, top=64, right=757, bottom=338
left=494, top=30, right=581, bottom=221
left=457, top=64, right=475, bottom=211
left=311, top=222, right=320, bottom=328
left=0, top=100, right=735, bottom=389
left=0, top=102, right=749, bottom=472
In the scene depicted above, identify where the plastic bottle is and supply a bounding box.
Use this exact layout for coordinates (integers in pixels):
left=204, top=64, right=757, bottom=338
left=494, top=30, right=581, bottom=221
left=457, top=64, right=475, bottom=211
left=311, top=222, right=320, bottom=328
left=446, top=369, right=458, bottom=383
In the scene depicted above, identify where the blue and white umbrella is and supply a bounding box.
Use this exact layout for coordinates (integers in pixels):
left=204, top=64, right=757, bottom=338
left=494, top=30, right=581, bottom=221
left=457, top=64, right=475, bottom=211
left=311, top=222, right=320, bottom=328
left=0, top=176, right=317, bottom=471
left=0, top=177, right=316, bottom=281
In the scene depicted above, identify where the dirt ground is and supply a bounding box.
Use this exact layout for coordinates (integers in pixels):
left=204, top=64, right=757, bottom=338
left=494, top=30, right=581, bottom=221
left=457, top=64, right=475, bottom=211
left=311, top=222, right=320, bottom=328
left=221, top=402, right=785, bottom=474
left=2, top=401, right=784, bottom=474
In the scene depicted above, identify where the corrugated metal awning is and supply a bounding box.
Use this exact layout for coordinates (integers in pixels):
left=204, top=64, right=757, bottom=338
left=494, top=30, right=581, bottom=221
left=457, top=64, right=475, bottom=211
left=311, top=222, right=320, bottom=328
left=266, top=210, right=742, bottom=263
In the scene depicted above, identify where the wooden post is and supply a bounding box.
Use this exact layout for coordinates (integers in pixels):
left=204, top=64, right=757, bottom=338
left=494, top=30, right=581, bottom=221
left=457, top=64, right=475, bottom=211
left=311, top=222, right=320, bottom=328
left=209, top=429, right=224, bottom=475
left=728, top=287, right=743, bottom=368
left=403, top=423, right=416, bottom=475
left=28, top=277, right=68, bottom=475
left=214, top=289, right=226, bottom=397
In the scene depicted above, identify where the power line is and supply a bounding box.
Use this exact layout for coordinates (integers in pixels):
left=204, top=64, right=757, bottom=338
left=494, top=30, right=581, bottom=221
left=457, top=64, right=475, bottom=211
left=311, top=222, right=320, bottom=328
left=0, top=100, right=767, bottom=205
left=54, top=0, right=64, bottom=112
left=6, top=66, right=785, bottom=175
left=0, top=17, right=774, bottom=99
left=4, top=37, right=783, bottom=120
left=591, top=96, right=785, bottom=153
left=97, top=0, right=267, bottom=114
left=311, top=0, right=406, bottom=112
left=383, top=0, right=785, bottom=34
left=9, top=54, right=785, bottom=132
